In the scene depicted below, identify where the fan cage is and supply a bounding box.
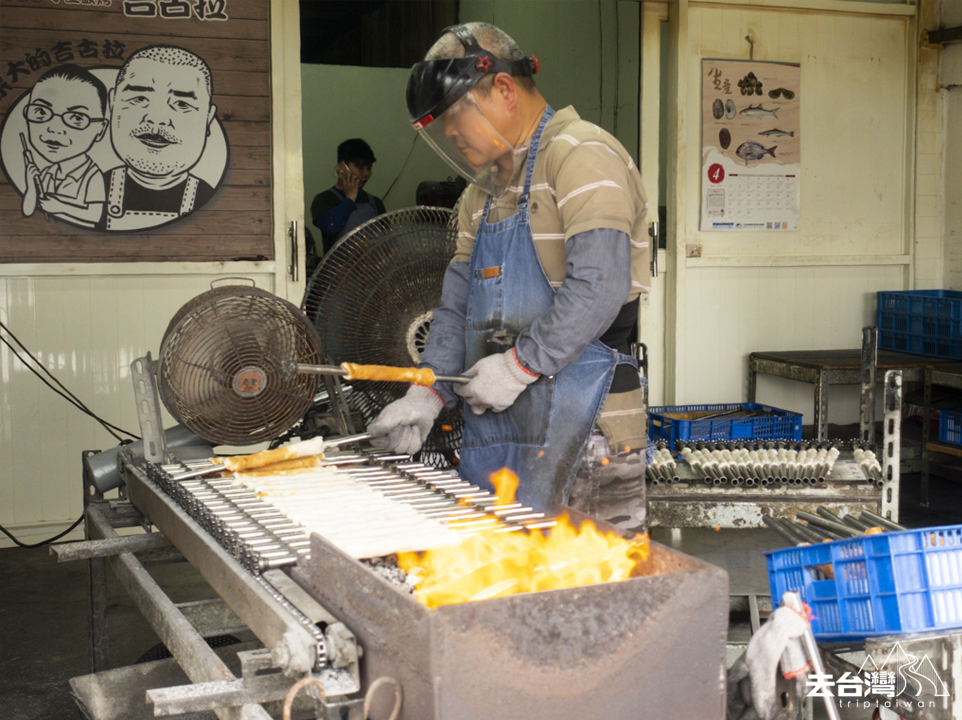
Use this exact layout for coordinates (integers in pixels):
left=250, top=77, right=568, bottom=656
left=159, top=285, right=322, bottom=447
left=302, top=206, right=462, bottom=460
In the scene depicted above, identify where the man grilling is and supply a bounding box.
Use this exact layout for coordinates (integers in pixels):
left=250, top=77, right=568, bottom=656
left=369, top=22, right=651, bottom=534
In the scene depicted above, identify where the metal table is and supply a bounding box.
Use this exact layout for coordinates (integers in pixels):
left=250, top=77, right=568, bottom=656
left=748, top=348, right=949, bottom=440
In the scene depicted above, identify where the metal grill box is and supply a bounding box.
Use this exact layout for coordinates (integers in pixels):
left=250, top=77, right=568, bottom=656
left=292, top=512, right=729, bottom=720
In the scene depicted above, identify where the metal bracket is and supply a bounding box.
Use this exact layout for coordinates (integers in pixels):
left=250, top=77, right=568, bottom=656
left=648, top=221, right=659, bottom=278
left=322, top=373, right=356, bottom=436
left=880, top=369, right=902, bottom=522
left=631, top=341, right=649, bottom=408
left=288, top=220, right=299, bottom=282
left=859, top=326, right=878, bottom=445
left=131, top=354, right=167, bottom=463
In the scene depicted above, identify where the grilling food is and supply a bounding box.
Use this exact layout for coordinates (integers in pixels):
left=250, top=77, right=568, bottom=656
left=215, top=436, right=326, bottom=472
left=233, top=456, right=323, bottom=476
left=340, top=362, right=436, bottom=385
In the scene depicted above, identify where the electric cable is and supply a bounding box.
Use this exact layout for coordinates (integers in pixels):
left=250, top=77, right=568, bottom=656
left=380, top=132, right=420, bottom=204
left=0, top=515, right=84, bottom=548
left=0, top=319, right=139, bottom=442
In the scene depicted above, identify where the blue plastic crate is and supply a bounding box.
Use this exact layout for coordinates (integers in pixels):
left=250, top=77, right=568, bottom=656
left=647, top=403, right=802, bottom=446
left=877, top=290, right=962, bottom=360
left=938, top=409, right=962, bottom=446
left=766, top=525, right=962, bottom=641
left=877, top=289, right=962, bottom=318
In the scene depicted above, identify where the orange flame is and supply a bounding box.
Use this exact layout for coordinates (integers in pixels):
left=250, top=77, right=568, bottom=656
left=489, top=467, right=519, bottom=506
left=398, top=466, right=649, bottom=608
left=398, top=516, right=649, bottom=608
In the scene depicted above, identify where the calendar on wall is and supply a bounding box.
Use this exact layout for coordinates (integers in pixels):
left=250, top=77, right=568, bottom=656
left=700, top=59, right=801, bottom=232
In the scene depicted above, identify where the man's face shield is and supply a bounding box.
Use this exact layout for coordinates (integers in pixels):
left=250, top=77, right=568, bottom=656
left=414, top=89, right=515, bottom=196
left=406, top=25, right=539, bottom=196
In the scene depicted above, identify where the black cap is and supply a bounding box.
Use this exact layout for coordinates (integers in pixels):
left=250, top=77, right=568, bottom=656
left=406, top=25, right=538, bottom=129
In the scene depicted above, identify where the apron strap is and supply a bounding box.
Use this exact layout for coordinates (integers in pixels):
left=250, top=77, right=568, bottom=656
left=481, top=105, right=555, bottom=222
left=517, top=105, right=554, bottom=211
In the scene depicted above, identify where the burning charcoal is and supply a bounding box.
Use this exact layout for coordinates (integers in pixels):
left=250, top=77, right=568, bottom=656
left=362, top=555, right=417, bottom=594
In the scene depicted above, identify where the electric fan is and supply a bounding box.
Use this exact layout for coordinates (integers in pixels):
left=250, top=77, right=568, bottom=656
left=157, top=284, right=323, bottom=446
left=301, top=206, right=461, bottom=461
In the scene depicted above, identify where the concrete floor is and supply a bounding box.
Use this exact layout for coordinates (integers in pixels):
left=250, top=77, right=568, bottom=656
left=0, top=545, right=216, bottom=720
left=2, top=439, right=961, bottom=720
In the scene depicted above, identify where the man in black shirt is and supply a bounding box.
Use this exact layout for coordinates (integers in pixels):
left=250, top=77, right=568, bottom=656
left=310, top=139, right=386, bottom=257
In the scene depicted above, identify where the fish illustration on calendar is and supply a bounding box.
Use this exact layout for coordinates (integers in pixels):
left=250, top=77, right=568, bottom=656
left=701, top=59, right=800, bottom=232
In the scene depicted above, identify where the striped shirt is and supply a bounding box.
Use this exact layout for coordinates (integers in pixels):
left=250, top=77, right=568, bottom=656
left=454, top=105, right=651, bottom=300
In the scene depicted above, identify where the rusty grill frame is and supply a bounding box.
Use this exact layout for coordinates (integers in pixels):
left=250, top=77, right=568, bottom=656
left=74, top=451, right=731, bottom=719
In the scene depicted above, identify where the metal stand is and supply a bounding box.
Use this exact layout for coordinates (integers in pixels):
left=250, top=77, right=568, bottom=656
left=881, top=369, right=902, bottom=522
left=860, top=326, right=879, bottom=445
left=921, top=364, right=962, bottom=509
left=130, top=355, right=168, bottom=464
left=69, top=452, right=365, bottom=720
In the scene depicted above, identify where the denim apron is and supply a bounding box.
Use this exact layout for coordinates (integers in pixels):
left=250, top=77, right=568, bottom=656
left=459, top=106, right=624, bottom=511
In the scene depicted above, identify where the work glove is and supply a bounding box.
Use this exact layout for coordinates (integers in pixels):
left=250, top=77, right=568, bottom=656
left=368, top=385, right=443, bottom=455
left=455, top=348, right=539, bottom=415
left=726, top=605, right=810, bottom=720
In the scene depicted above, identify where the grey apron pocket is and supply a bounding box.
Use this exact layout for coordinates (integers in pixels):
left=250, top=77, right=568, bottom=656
left=596, top=386, right=647, bottom=454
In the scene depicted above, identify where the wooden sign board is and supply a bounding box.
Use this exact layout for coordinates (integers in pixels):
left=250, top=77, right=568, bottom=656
left=0, top=0, right=273, bottom=263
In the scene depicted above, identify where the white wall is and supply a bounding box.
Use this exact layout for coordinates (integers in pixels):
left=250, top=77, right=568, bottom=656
left=0, top=271, right=277, bottom=547
left=666, top=1, right=930, bottom=428
left=942, top=0, right=962, bottom=290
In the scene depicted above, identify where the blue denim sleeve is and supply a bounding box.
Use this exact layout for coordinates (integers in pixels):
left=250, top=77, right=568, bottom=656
left=316, top=197, right=355, bottom=237
left=514, top=228, right=632, bottom=376
left=418, top=261, right=470, bottom=408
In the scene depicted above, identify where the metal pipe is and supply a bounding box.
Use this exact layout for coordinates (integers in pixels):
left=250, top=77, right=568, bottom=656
left=840, top=513, right=874, bottom=531
left=789, top=521, right=831, bottom=544
left=859, top=510, right=905, bottom=532
left=50, top=533, right=171, bottom=562
left=795, top=510, right=861, bottom=538
left=815, top=507, right=844, bottom=524
left=803, top=522, right=845, bottom=541
left=761, top=515, right=804, bottom=545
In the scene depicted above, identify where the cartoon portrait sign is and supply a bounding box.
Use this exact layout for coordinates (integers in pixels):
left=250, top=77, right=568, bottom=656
left=0, top=0, right=272, bottom=264
left=0, top=45, right=228, bottom=232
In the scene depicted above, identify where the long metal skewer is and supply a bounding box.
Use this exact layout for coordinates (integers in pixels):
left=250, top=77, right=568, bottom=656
left=294, top=363, right=470, bottom=385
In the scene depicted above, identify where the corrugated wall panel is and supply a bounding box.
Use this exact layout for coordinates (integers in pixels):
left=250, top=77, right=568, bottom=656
left=680, top=264, right=903, bottom=420
left=0, top=274, right=275, bottom=544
